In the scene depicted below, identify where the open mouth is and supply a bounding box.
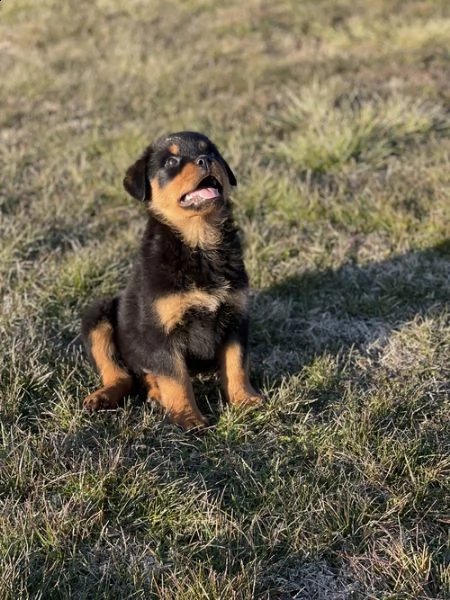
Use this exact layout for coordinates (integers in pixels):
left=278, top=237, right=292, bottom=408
left=179, top=175, right=223, bottom=209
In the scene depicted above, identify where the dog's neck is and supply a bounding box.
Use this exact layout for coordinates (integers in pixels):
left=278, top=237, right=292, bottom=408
left=149, top=205, right=231, bottom=250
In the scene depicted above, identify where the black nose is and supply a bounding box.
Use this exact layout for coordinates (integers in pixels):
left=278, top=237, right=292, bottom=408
left=196, top=155, right=212, bottom=170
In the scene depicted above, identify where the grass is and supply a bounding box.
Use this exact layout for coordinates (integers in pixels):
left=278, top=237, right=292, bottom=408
left=1, top=0, right=450, bottom=598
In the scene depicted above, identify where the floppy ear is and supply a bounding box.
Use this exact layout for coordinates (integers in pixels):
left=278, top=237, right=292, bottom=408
left=123, top=150, right=151, bottom=201
left=222, top=158, right=237, bottom=187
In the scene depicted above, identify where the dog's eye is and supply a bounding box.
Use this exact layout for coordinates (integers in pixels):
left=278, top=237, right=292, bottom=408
left=165, top=156, right=179, bottom=168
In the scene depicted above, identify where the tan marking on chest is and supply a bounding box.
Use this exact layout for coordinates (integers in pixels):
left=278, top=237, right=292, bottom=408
left=154, top=285, right=247, bottom=333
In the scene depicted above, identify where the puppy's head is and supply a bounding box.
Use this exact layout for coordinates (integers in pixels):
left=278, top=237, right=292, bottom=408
left=123, top=132, right=237, bottom=221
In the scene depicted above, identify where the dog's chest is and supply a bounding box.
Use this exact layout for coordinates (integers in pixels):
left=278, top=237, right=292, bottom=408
left=153, top=250, right=247, bottom=335
left=184, top=248, right=231, bottom=288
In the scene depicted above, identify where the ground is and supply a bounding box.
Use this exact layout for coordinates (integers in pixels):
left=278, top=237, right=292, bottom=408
left=1, top=0, right=450, bottom=598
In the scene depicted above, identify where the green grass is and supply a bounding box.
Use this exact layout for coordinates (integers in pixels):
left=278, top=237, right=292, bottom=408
left=1, top=0, right=450, bottom=598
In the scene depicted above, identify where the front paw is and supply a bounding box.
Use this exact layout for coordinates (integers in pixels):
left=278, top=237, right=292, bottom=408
left=170, top=410, right=209, bottom=431
left=83, top=391, right=118, bottom=412
left=230, top=390, right=263, bottom=408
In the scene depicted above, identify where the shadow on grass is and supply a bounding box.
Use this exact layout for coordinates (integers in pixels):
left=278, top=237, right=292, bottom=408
left=251, top=239, right=450, bottom=381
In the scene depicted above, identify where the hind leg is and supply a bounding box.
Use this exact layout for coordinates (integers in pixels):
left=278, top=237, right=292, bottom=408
left=83, top=320, right=133, bottom=411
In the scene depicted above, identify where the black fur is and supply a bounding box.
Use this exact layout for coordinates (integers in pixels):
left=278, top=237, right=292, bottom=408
left=82, top=131, right=249, bottom=387
left=116, top=216, right=248, bottom=378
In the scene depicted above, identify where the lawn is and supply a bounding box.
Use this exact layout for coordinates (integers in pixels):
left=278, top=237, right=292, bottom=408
left=1, top=0, right=450, bottom=598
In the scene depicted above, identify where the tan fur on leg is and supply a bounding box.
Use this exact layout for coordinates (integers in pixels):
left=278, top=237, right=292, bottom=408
left=220, top=341, right=262, bottom=407
left=145, top=360, right=208, bottom=430
left=83, top=321, right=133, bottom=411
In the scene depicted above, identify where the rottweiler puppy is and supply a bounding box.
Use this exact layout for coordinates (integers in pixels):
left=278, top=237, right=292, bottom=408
left=81, top=131, right=262, bottom=429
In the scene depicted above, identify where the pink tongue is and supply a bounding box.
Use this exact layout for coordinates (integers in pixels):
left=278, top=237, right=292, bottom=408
left=186, top=187, right=219, bottom=201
